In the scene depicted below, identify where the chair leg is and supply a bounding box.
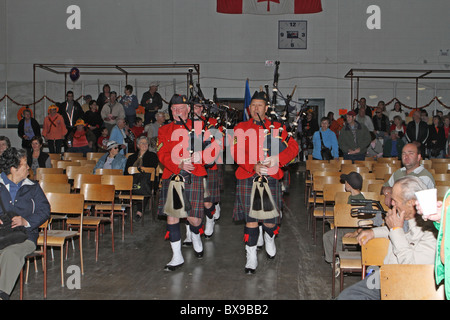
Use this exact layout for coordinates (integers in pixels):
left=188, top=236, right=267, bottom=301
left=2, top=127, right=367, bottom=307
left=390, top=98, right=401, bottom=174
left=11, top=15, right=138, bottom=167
left=79, top=237, right=84, bottom=276
left=60, top=245, right=64, bottom=287
left=95, top=226, right=99, bottom=262
left=19, top=268, right=24, bottom=300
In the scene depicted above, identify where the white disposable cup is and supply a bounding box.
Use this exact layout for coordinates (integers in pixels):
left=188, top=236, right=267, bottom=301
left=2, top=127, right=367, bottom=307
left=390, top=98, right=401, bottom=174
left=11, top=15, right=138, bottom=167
left=415, top=188, right=437, bottom=217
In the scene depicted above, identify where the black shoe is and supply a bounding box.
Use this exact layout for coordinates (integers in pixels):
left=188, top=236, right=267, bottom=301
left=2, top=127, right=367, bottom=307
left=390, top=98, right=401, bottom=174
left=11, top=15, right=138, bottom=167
left=182, top=241, right=192, bottom=247
left=194, top=250, right=204, bottom=259
left=0, top=290, right=9, bottom=300
left=164, top=263, right=184, bottom=272
left=244, top=267, right=256, bottom=275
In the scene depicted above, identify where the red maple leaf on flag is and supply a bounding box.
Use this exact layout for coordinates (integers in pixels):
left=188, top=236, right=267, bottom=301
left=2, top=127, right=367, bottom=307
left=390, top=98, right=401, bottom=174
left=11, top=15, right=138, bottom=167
left=257, top=0, right=280, bottom=12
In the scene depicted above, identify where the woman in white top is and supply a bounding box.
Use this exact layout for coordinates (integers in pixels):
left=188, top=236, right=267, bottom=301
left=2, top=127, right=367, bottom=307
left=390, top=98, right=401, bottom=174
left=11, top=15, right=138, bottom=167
left=388, top=101, right=406, bottom=123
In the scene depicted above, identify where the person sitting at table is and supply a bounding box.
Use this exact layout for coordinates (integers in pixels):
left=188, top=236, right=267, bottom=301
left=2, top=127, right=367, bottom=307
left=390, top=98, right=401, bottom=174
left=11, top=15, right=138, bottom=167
left=92, top=140, right=127, bottom=174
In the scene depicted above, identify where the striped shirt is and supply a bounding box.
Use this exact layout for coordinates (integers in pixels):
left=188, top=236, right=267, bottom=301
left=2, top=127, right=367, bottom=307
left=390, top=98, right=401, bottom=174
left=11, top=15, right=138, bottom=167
left=383, top=165, right=435, bottom=189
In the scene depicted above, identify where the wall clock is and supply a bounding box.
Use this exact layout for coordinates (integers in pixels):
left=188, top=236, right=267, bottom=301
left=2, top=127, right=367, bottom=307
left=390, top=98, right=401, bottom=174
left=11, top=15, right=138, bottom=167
left=278, top=20, right=307, bottom=49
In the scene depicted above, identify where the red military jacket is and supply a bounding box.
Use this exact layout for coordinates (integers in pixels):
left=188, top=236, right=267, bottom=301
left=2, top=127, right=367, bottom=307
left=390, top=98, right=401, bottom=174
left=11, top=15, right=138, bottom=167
left=232, top=117, right=299, bottom=180
left=157, top=118, right=222, bottom=179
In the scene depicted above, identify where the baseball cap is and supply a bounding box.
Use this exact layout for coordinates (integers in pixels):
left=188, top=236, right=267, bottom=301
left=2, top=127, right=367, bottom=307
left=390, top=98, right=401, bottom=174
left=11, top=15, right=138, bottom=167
left=340, top=171, right=363, bottom=190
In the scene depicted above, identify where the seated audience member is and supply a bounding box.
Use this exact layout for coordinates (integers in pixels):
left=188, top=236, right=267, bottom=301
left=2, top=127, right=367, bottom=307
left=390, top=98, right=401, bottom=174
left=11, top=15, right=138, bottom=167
left=83, top=100, right=104, bottom=144
left=92, top=140, right=127, bottom=174
left=372, top=106, right=390, bottom=139
left=337, top=176, right=437, bottom=300
left=443, top=115, right=450, bottom=140
left=67, top=119, right=96, bottom=156
left=427, top=115, right=446, bottom=159
left=383, top=130, right=405, bottom=159
left=366, top=132, right=383, bottom=159
left=338, top=110, right=371, bottom=161
left=18, top=108, right=41, bottom=151
left=0, top=147, right=50, bottom=300
left=27, top=136, right=51, bottom=178
left=388, top=101, right=406, bottom=123
left=323, top=172, right=365, bottom=265
left=0, top=136, right=11, bottom=156
left=312, top=117, right=339, bottom=160
left=109, top=118, right=131, bottom=155
left=389, top=115, right=406, bottom=137
left=97, top=127, right=109, bottom=153
left=124, top=136, right=159, bottom=220
left=356, top=107, right=374, bottom=132
left=42, top=104, right=67, bottom=154
left=144, top=111, right=165, bottom=140
left=381, top=143, right=435, bottom=207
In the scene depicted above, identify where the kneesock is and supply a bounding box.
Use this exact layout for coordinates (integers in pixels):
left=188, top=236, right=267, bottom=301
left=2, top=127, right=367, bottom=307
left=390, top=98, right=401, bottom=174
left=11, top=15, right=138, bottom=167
left=244, top=226, right=260, bottom=247
left=165, top=223, right=181, bottom=242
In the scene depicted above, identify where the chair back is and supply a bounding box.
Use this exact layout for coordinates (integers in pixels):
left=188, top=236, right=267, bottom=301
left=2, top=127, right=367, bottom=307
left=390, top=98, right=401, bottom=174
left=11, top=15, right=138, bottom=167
left=312, top=175, right=341, bottom=192
left=341, top=165, right=369, bottom=175
left=63, top=152, right=83, bottom=160
left=373, top=166, right=397, bottom=180
left=433, top=173, right=450, bottom=182
left=86, top=152, right=106, bottom=161
left=333, top=204, right=362, bottom=228
left=361, top=238, right=390, bottom=278
left=39, top=181, right=71, bottom=194
left=323, top=184, right=346, bottom=203
left=437, top=185, right=450, bottom=202
left=80, top=183, right=115, bottom=203
left=46, top=192, right=85, bottom=215
left=48, top=153, right=62, bottom=161
left=57, top=161, right=80, bottom=170
left=36, top=168, right=64, bottom=180
left=127, top=167, right=156, bottom=181
left=380, top=264, right=445, bottom=300
left=95, top=168, right=123, bottom=175
left=360, top=191, right=380, bottom=202
left=66, top=165, right=97, bottom=180
left=101, top=175, right=133, bottom=192
left=39, top=174, right=68, bottom=183
left=432, top=163, right=450, bottom=174
left=334, top=192, right=351, bottom=204
left=73, top=174, right=102, bottom=190
left=367, top=183, right=384, bottom=194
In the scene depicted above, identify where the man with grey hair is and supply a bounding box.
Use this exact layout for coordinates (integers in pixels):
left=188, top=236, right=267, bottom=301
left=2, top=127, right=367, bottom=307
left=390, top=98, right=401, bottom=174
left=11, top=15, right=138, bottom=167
left=144, top=111, right=166, bottom=140
left=337, top=175, right=437, bottom=300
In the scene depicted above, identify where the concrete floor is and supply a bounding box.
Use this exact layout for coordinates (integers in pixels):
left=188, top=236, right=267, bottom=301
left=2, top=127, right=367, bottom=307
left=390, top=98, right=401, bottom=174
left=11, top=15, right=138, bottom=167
left=12, top=163, right=360, bottom=301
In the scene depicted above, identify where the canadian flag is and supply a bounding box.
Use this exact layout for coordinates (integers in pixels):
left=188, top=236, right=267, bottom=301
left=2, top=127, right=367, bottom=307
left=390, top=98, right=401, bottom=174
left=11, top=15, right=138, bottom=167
left=217, top=0, right=322, bottom=15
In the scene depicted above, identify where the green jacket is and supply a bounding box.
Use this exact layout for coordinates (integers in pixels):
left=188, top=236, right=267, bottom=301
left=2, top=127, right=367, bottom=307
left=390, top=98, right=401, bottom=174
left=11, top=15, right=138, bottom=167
left=435, top=189, right=450, bottom=300
left=338, top=121, right=371, bottom=155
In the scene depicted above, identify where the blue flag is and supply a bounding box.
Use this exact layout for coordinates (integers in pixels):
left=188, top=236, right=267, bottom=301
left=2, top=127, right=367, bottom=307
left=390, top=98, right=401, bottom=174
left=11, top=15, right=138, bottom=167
left=244, top=79, right=251, bottom=121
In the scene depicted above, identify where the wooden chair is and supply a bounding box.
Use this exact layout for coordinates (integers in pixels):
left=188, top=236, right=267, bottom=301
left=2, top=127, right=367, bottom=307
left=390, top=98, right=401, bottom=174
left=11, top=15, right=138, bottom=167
left=48, top=153, right=62, bottom=161
left=66, top=165, right=97, bottom=180
left=435, top=180, right=450, bottom=186
left=86, top=152, right=105, bottom=161
left=355, top=161, right=375, bottom=172
left=74, top=183, right=116, bottom=260
left=360, top=172, right=376, bottom=180
left=127, top=167, right=156, bottom=218
left=432, top=163, right=450, bottom=174
left=19, top=220, right=49, bottom=300
left=100, top=174, right=134, bottom=240
left=39, top=181, right=71, bottom=194
left=332, top=204, right=367, bottom=298
left=437, top=185, right=450, bottom=202
left=66, top=156, right=86, bottom=162
left=361, top=179, right=380, bottom=192
left=334, top=192, right=351, bottom=204
left=373, top=166, right=397, bottom=180
left=35, top=168, right=64, bottom=181
left=314, top=183, right=346, bottom=243
left=57, top=160, right=80, bottom=170
left=94, top=168, right=123, bottom=175
left=72, top=159, right=96, bottom=166
left=433, top=173, right=450, bottom=182
left=309, top=175, right=341, bottom=244
left=63, top=152, right=83, bottom=160
left=41, top=193, right=85, bottom=287
left=361, top=238, right=390, bottom=279
left=39, top=174, right=68, bottom=183
left=380, top=264, right=445, bottom=300
left=367, top=183, right=384, bottom=194
left=340, top=165, right=369, bottom=175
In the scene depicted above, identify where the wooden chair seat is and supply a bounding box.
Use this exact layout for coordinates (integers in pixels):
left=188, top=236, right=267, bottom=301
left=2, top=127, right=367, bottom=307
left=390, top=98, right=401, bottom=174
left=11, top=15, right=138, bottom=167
left=342, top=237, right=359, bottom=246
left=39, top=230, right=78, bottom=247
left=66, top=216, right=109, bottom=226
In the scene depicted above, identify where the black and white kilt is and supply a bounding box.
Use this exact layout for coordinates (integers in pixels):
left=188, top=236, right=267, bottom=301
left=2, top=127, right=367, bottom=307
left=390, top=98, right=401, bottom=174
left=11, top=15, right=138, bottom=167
left=158, top=171, right=205, bottom=219
left=232, top=174, right=282, bottom=224
left=204, top=167, right=220, bottom=203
